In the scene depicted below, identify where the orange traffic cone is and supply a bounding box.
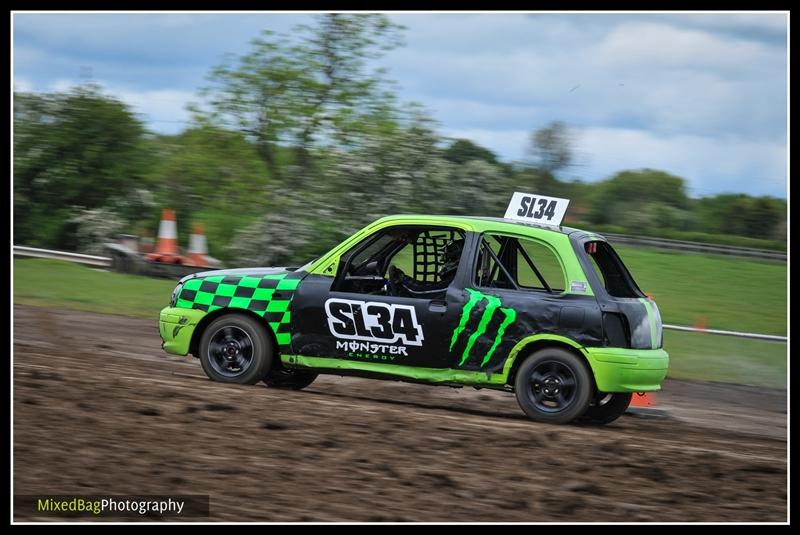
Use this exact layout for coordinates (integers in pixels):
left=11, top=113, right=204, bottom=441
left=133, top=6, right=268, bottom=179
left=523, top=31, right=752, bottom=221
left=694, top=315, right=708, bottom=333
left=146, top=209, right=182, bottom=264
left=626, top=391, right=667, bottom=419
left=185, top=223, right=210, bottom=267
left=630, top=392, right=656, bottom=407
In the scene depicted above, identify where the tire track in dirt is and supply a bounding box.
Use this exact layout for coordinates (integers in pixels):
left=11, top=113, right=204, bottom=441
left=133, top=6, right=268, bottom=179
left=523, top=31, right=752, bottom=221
left=13, top=305, right=787, bottom=522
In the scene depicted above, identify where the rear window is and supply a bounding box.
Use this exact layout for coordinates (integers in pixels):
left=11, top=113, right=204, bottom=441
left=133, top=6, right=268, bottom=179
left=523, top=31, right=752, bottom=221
left=585, top=241, right=644, bottom=298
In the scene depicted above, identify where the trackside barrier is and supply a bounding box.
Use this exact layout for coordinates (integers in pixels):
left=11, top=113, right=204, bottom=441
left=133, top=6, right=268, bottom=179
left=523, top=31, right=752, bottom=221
left=603, top=233, right=786, bottom=261
left=13, top=246, right=111, bottom=267
left=663, top=324, right=787, bottom=342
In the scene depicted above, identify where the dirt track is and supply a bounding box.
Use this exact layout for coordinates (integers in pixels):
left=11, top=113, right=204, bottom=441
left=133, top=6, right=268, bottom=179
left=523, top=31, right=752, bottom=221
left=13, top=305, right=787, bottom=522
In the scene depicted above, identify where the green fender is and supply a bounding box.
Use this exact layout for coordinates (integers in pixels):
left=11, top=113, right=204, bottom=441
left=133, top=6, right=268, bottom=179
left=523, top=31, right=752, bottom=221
left=499, top=333, right=589, bottom=383
left=502, top=334, right=668, bottom=392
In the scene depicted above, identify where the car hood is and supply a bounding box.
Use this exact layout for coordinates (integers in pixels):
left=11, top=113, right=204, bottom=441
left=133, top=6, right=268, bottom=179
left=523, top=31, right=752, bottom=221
left=178, top=267, right=295, bottom=283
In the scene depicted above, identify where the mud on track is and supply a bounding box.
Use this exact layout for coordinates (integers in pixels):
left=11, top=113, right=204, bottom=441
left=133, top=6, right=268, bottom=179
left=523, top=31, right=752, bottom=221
left=13, top=305, right=787, bottom=522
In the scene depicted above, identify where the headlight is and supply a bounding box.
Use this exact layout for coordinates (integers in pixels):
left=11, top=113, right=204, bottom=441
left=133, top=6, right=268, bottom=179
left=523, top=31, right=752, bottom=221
left=170, top=282, right=183, bottom=307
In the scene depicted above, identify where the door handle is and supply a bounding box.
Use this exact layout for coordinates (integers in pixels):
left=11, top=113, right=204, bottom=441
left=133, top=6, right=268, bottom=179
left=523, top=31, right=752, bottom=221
left=429, top=300, right=447, bottom=313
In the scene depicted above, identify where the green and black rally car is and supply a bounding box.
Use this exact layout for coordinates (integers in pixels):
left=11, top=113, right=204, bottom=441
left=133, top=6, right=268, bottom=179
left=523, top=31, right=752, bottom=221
left=159, top=193, right=668, bottom=424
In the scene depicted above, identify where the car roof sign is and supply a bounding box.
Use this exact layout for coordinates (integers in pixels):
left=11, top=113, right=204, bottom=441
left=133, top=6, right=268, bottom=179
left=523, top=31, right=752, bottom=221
left=503, top=192, right=570, bottom=227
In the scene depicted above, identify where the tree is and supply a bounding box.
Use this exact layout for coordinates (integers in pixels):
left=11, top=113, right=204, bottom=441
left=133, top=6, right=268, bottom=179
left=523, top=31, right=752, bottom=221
left=228, top=193, right=316, bottom=267
left=512, top=167, right=567, bottom=198
left=589, top=169, right=690, bottom=226
left=745, top=197, right=783, bottom=239
left=199, top=14, right=405, bottom=181
left=322, top=107, right=452, bottom=222
left=70, top=207, right=127, bottom=256
left=528, top=121, right=574, bottom=174
left=145, top=126, right=270, bottom=211
left=443, top=138, right=498, bottom=165
left=446, top=160, right=510, bottom=216
left=694, top=194, right=785, bottom=239
left=702, top=195, right=784, bottom=240
left=228, top=108, right=521, bottom=266
left=143, top=126, right=271, bottom=259
left=14, top=85, right=147, bottom=247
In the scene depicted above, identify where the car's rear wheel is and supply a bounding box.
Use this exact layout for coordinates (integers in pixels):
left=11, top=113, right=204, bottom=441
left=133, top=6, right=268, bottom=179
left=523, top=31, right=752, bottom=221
left=514, top=348, right=592, bottom=424
left=579, top=392, right=632, bottom=425
left=199, top=314, right=273, bottom=384
left=264, top=368, right=318, bottom=390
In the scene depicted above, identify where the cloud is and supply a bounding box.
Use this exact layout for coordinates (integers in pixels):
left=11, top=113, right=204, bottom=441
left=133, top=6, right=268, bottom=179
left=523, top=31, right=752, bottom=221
left=672, top=12, right=787, bottom=42
left=591, top=21, right=782, bottom=72
left=12, top=13, right=309, bottom=92
left=12, top=13, right=305, bottom=66
left=441, top=124, right=787, bottom=198
left=16, top=78, right=197, bottom=135
left=577, top=126, right=787, bottom=197
left=113, top=87, right=198, bottom=134
left=12, top=76, right=33, bottom=93
left=12, top=12, right=788, bottom=197
left=387, top=16, right=786, bottom=142
left=411, top=96, right=547, bottom=131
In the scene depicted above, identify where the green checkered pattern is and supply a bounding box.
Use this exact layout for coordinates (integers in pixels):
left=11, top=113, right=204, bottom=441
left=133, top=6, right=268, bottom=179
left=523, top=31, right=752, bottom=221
left=175, top=271, right=303, bottom=347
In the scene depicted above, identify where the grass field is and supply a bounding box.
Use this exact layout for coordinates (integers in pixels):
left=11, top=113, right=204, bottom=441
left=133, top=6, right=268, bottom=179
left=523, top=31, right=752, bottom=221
left=14, top=259, right=175, bottom=318
left=664, top=330, right=786, bottom=389
left=13, top=254, right=787, bottom=388
left=615, top=246, right=787, bottom=335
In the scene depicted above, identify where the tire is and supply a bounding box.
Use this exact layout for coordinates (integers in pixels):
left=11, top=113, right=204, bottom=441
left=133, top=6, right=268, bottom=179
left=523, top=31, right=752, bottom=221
left=199, top=314, right=273, bottom=385
left=514, top=348, right=593, bottom=424
left=579, top=393, right=632, bottom=425
left=264, top=368, right=318, bottom=390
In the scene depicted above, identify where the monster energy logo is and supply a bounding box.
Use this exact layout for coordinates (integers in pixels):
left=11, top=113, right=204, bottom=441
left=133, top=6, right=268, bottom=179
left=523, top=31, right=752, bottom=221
left=450, top=288, right=517, bottom=368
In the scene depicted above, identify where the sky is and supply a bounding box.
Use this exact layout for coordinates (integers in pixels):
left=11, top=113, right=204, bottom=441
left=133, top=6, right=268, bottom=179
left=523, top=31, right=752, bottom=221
left=12, top=12, right=789, bottom=198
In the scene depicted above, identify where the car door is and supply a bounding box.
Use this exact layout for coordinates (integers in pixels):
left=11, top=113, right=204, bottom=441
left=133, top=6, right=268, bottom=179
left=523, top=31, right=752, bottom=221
left=290, top=225, right=477, bottom=369
left=451, top=232, right=602, bottom=375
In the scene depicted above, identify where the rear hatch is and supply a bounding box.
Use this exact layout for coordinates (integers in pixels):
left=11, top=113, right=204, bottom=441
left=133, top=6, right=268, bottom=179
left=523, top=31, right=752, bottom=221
left=574, top=236, right=663, bottom=350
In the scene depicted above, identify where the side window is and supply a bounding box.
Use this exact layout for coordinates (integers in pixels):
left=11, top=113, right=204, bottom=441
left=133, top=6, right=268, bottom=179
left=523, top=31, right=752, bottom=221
left=384, top=229, right=466, bottom=299
left=343, top=233, right=398, bottom=276
left=516, top=238, right=565, bottom=292
left=336, top=226, right=466, bottom=298
left=474, top=235, right=515, bottom=289
left=390, top=229, right=463, bottom=285
left=389, top=243, right=415, bottom=275
left=474, top=234, right=566, bottom=293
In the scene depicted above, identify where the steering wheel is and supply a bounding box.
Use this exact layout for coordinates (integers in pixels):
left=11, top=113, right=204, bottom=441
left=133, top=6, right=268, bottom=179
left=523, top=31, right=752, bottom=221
left=386, top=265, right=403, bottom=296
left=386, top=265, right=428, bottom=297
left=387, top=265, right=420, bottom=297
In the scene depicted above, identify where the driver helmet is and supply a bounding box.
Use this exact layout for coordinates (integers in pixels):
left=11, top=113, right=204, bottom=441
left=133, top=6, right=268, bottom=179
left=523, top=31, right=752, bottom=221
left=438, top=239, right=464, bottom=278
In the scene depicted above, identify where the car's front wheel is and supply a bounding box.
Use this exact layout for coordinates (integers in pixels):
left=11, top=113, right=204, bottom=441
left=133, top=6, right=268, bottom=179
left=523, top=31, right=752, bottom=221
left=514, top=348, right=593, bottom=424
left=199, top=314, right=273, bottom=384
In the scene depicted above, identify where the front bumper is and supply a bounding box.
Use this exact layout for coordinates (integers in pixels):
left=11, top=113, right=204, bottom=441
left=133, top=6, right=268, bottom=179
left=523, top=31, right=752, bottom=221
left=584, top=347, right=669, bottom=392
left=159, top=307, right=207, bottom=356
